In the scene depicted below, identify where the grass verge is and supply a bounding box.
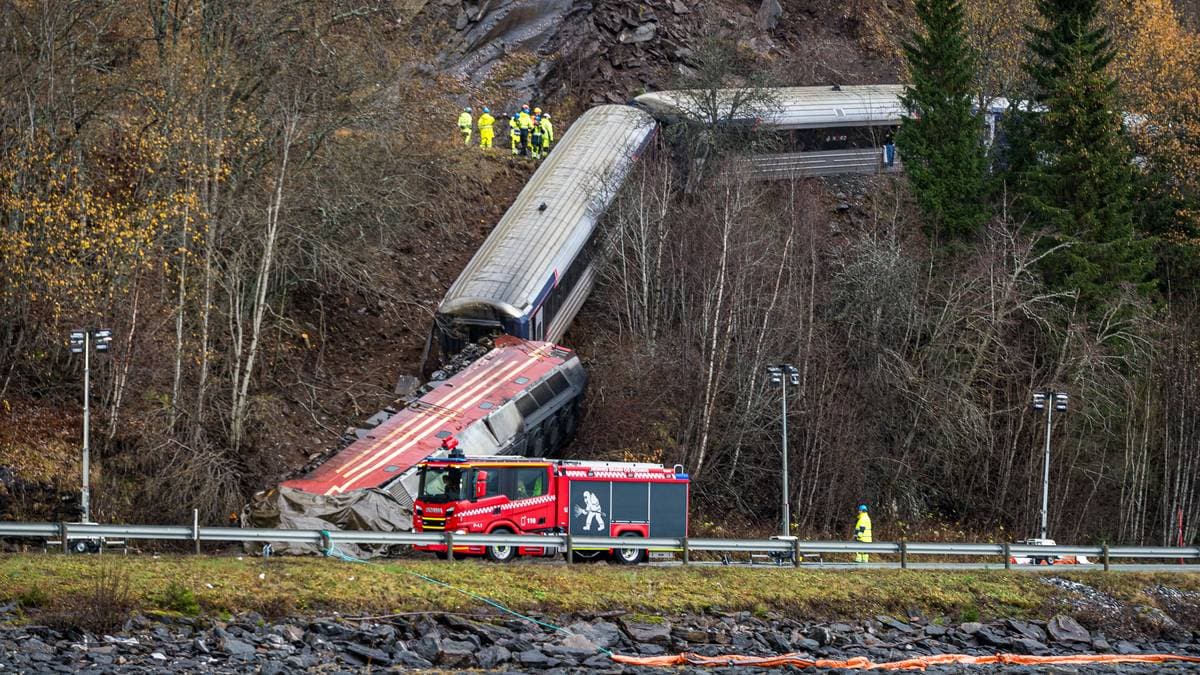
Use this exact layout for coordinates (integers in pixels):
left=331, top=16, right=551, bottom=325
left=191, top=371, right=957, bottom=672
left=2, top=555, right=1199, bottom=624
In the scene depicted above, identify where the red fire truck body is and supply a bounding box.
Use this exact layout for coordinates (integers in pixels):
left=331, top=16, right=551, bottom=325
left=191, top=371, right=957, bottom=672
left=413, top=455, right=689, bottom=563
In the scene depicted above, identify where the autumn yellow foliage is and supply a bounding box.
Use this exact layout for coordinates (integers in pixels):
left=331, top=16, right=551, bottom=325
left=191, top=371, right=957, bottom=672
left=1112, top=0, right=1200, bottom=235
left=0, top=134, right=199, bottom=324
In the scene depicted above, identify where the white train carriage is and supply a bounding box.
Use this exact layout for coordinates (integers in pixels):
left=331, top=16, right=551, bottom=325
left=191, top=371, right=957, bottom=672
left=425, top=105, right=657, bottom=368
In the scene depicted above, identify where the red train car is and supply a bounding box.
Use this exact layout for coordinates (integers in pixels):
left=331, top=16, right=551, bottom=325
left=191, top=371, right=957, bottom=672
left=279, top=337, right=586, bottom=511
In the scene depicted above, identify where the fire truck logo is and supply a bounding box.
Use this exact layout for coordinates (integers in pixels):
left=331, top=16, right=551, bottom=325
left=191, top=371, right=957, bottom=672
left=573, top=491, right=606, bottom=531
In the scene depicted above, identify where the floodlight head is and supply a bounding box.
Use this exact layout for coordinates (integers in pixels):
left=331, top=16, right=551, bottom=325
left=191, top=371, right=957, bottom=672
left=1053, top=392, right=1068, bottom=411
left=69, top=331, right=86, bottom=354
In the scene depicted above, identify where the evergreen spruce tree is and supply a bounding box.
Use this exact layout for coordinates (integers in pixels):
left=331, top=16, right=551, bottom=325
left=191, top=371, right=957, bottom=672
left=896, top=0, right=988, bottom=242
left=1019, top=0, right=1151, bottom=305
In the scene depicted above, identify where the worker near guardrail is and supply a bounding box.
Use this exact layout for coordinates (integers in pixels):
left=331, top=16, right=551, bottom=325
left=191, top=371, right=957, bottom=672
left=518, top=105, right=533, bottom=155
left=854, top=504, right=872, bottom=563
left=458, top=107, right=473, bottom=145
left=509, top=113, right=520, bottom=155
left=530, top=118, right=544, bottom=159
left=477, top=107, right=495, bottom=150
left=539, top=113, right=554, bottom=153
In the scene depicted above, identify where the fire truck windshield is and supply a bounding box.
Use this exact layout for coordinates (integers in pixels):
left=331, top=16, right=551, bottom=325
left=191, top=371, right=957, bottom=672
left=418, top=466, right=468, bottom=503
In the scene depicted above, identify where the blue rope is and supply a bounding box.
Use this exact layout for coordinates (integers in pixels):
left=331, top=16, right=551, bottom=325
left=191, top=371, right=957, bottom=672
left=317, top=530, right=613, bottom=657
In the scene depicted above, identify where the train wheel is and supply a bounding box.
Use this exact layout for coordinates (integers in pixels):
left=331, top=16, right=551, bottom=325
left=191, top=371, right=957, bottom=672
left=486, top=528, right=518, bottom=563
left=614, top=532, right=646, bottom=565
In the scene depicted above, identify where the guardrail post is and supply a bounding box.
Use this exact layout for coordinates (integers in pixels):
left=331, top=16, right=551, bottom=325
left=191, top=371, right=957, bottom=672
left=1102, top=544, right=1110, bottom=572
left=681, top=537, right=689, bottom=565
left=444, top=531, right=454, bottom=562
left=1003, top=543, right=1011, bottom=570
left=193, top=509, right=200, bottom=555
left=60, top=522, right=69, bottom=555
left=792, top=538, right=801, bottom=568
left=900, top=540, right=908, bottom=570
left=565, top=534, right=574, bottom=564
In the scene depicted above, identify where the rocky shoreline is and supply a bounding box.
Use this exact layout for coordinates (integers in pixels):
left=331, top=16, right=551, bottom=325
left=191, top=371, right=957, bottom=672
left=3, top=595, right=1200, bottom=673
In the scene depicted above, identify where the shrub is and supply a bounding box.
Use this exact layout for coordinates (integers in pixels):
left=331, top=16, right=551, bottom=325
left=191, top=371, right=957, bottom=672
left=159, top=582, right=200, bottom=616
left=42, top=565, right=138, bottom=634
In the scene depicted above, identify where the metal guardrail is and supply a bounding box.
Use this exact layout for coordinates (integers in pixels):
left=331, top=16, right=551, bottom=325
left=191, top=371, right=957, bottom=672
left=2, top=521, right=1198, bottom=570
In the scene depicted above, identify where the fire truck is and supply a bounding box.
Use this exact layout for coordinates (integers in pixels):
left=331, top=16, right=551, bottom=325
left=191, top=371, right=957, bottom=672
left=413, top=452, right=689, bottom=563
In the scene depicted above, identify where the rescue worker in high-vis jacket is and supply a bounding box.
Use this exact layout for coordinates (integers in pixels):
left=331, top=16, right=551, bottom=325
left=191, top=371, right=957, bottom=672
left=854, top=504, right=872, bottom=563
left=509, top=113, right=521, bottom=155
left=530, top=116, right=544, bottom=159
left=539, top=113, right=554, bottom=153
left=477, top=107, right=495, bottom=149
left=457, top=107, right=473, bottom=145
left=517, top=104, right=533, bottom=156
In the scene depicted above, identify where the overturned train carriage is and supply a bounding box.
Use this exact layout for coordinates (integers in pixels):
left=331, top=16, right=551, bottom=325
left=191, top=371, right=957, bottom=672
left=424, top=105, right=657, bottom=370
left=248, top=338, right=586, bottom=551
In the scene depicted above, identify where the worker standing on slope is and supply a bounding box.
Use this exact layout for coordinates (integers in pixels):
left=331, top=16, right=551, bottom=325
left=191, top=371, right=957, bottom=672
left=854, top=504, right=872, bottom=563
left=477, top=107, right=495, bottom=150
left=457, top=107, right=473, bottom=145
left=539, top=113, right=554, bottom=153
left=530, top=117, right=544, bottom=159
left=518, top=104, right=533, bottom=156
left=509, top=112, right=521, bottom=155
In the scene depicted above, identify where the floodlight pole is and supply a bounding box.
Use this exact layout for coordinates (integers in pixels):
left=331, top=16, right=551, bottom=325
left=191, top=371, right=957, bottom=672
left=781, top=379, right=789, bottom=537
left=82, top=330, right=91, bottom=524
left=1039, top=400, right=1052, bottom=541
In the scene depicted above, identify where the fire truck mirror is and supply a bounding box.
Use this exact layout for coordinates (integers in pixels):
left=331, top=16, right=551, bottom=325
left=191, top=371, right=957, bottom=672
left=474, top=470, right=489, bottom=500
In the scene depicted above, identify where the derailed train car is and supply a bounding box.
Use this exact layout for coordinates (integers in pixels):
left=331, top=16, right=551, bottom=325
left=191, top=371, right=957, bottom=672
left=248, top=338, right=585, bottom=550
left=423, top=105, right=658, bottom=371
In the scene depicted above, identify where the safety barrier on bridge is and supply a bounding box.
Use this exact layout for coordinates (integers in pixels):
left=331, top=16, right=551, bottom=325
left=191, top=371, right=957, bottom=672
left=1, top=521, right=1198, bottom=570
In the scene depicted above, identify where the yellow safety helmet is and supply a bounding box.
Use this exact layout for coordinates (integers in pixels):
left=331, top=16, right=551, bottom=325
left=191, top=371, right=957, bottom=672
left=533, top=107, right=542, bottom=115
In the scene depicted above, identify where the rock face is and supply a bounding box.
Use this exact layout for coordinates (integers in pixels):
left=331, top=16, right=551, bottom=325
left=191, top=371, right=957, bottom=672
left=2, top=600, right=1199, bottom=672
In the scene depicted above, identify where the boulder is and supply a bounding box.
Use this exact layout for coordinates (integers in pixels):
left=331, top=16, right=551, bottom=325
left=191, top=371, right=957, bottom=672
left=566, top=621, right=622, bottom=649
left=1012, top=637, right=1047, bottom=654
left=808, top=626, right=835, bottom=646
left=625, top=621, right=671, bottom=645
left=958, top=622, right=983, bottom=635
left=437, top=638, right=477, bottom=666
left=754, top=0, right=782, bottom=31
left=877, top=616, right=915, bottom=633
left=476, top=645, right=512, bottom=669
left=974, top=626, right=1011, bottom=648
left=1047, top=615, right=1090, bottom=643
left=1006, top=619, right=1047, bottom=642
left=923, top=625, right=947, bottom=637
left=221, top=637, right=256, bottom=658
left=344, top=643, right=392, bottom=666
left=617, top=23, right=656, bottom=44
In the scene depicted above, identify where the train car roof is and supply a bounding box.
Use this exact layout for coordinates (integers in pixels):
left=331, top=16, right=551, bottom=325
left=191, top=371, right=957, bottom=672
left=634, top=84, right=907, bottom=129
left=282, top=338, right=576, bottom=496
left=439, top=105, right=656, bottom=321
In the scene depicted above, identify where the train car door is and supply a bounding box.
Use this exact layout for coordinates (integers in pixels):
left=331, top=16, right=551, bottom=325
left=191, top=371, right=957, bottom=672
left=532, top=309, right=544, bottom=340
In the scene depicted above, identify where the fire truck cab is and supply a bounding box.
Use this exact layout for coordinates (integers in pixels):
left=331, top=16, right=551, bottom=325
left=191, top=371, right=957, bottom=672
left=413, top=454, right=689, bottom=563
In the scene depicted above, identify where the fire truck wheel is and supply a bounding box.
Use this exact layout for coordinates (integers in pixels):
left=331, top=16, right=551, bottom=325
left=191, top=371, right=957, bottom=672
left=614, top=532, right=646, bottom=565
left=486, top=528, right=518, bottom=563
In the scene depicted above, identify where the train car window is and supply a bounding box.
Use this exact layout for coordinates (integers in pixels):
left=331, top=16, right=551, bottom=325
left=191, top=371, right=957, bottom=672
left=530, top=381, right=556, bottom=406
left=547, top=372, right=570, bottom=395
left=515, top=395, right=539, bottom=417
